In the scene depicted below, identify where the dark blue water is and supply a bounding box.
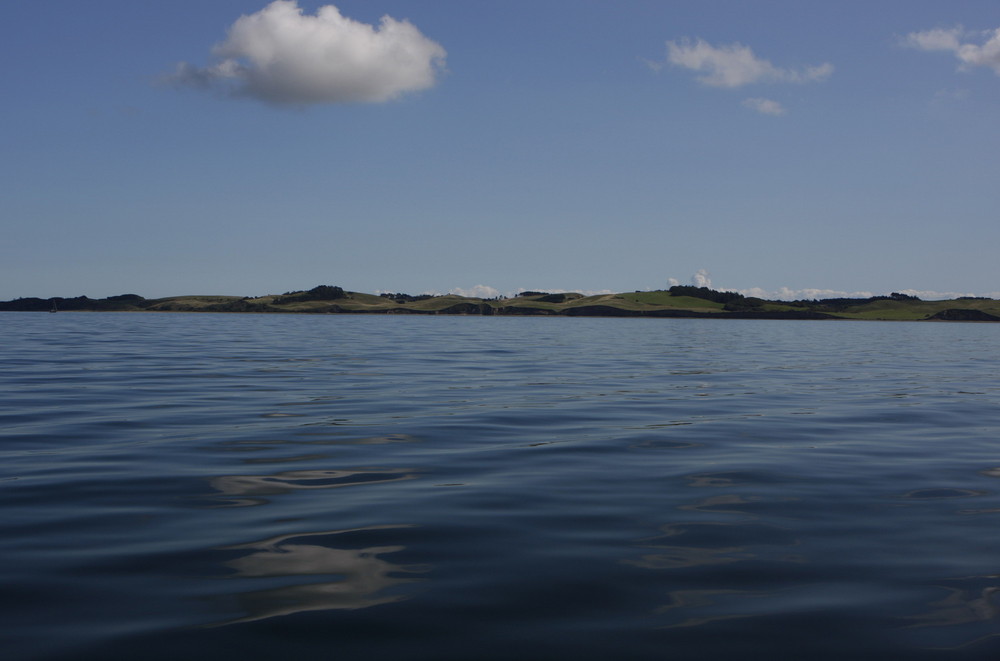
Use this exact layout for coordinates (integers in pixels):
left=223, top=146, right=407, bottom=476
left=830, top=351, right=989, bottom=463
left=3, top=312, right=1000, bottom=660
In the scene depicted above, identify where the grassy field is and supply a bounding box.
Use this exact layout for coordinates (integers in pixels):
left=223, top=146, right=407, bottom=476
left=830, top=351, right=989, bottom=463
left=828, top=298, right=1000, bottom=321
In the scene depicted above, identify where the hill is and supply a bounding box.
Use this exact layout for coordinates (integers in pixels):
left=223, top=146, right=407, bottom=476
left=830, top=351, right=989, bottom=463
left=2, top=285, right=998, bottom=321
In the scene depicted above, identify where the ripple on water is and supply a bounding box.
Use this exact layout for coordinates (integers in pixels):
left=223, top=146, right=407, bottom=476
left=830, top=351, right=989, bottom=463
left=207, top=467, right=422, bottom=507
left=4, top=314, right=1000, bottom=660
left=208, top=525, right=427, bottom=626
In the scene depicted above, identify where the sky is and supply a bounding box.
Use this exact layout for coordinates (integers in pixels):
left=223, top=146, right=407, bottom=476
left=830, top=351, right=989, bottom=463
left=2, top=0, right=998, bottom=301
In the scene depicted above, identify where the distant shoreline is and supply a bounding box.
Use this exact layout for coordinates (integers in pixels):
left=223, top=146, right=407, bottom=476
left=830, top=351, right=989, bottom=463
left=4, top=286, right=999, bottom=322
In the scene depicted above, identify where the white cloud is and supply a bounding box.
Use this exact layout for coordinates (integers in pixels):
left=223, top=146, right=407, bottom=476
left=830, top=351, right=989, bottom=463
left=691, top=269, right=712, bottom=288
left=905, top=26, right=1000, bottom=75
left=515, top=287, right=613, bottom=296
left=166, top=1, right=446, bottom=105
left=928, top=87, right=971, bottom=112
left=659, top=38, right=832, bottom=88
left=737, top=286, right=875, bottom=301
left=891, top=288, right=1000, bottom=301
left=742, top=97, right=786, bottom=115
left=451, top=285, right=500, bottom=299
left=904, top=27, right=963, bottom=52
left=733, top=286, right=1000, bottom=301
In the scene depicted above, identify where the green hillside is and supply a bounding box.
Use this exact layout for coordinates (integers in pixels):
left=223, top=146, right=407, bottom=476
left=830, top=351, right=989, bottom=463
left=3, top=285, right=998, bottom=321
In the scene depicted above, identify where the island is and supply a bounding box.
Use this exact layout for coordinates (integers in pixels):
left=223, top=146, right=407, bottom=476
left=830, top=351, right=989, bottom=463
left=2, top=285, right=998, bottom=321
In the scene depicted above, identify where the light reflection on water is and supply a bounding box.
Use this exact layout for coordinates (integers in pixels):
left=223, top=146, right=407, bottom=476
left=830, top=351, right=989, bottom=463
left=208, top=467, right=421, bottom=507
left=211, top=526, right=426, bottom=625
left=2, top=313, right=1000, bottom=660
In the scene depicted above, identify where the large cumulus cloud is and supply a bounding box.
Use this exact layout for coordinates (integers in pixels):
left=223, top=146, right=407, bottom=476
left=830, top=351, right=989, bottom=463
left=167, top=1, right=446, bottom=105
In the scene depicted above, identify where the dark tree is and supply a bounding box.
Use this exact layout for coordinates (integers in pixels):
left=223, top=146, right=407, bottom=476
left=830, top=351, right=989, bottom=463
left=668, top=286, right=746, bottom=305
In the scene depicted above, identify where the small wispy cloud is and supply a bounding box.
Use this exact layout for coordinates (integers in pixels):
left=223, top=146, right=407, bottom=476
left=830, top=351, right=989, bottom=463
left=934, top=88, right=970, bottom=101
left=661, top=273, right=996, bottom=301
left=515, top=287, right=614, bottom=296
left=414, top=284, right=996, bottom=302
left=742, top=97, right=786, bottom=115
left=736, top=286, right=999, bottom=301
left=904, top=27, right=963, bottom=52
left=928, top=87, right=971, bottom=113
left=653, top=38, right=832, bottom=88
left=904, top=26, right=1000, bottom=75
left=450, top=286, right=616, bottom=298
left=165, top=0, right=446, bottom=106
left=737, top=286, right=875, bottom=301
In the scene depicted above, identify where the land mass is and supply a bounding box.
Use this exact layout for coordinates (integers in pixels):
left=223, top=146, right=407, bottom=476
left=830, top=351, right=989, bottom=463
left=3, top=285, right=999, bottom=321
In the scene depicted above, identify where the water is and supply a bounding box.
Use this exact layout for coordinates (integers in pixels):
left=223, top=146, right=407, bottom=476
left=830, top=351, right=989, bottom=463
left=2, top=312, right=1000, bottom=660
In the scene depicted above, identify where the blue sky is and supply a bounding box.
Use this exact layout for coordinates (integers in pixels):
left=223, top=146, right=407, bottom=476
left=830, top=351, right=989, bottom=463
left=2, top=0, right=998, bottom=300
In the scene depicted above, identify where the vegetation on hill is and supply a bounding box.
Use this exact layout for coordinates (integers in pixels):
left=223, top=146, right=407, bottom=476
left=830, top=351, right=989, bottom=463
left=2, top=286, right=998, bottom=321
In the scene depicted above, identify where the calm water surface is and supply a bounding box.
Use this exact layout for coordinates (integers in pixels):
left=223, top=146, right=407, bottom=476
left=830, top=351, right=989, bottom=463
left=2, top=312, right=1000, bottom=660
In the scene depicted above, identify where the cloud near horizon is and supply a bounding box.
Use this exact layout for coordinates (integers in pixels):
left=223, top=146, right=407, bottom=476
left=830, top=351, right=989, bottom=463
left=423, top=283, right=997, bottom=302
left=666, top=272, right=992, bottom=300
left=690, top=269, right=713, bottom=288
left=450, top=285, right=501, bottom=299
left=166, top=0, right=446, bottom=105
left=734, top=286, right=998, bottom=301
left=904, top=26, right=1000, bottom=75
left=447, top=286, right=616, bottom=298
left=656, top=38, right=832, bottom=88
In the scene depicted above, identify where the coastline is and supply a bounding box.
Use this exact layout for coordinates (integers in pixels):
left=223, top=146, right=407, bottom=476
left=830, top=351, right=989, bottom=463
left=3, top=286, right=999, bottom=322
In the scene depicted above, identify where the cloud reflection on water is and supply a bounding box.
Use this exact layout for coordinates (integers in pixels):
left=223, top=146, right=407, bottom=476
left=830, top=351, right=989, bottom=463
left=208, top=466, right=420, bottom=507
left=912, top=582, right=1000, bottom=630
left=654, top=589, right=771, bottom=629
left=625, top=471, right=807, bottom=630
left=211, top=526, right=426, bottom=626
